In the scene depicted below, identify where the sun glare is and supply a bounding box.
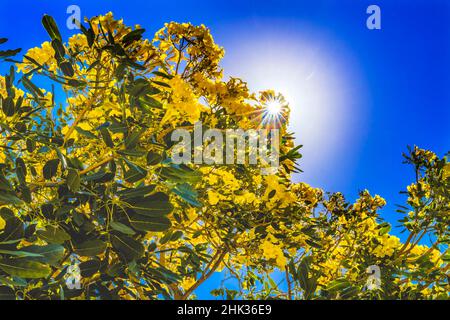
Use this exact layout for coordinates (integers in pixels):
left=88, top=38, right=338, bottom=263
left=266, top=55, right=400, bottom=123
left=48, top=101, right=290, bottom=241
left=259, top=94, right=289, bottom=129
left=266, top=100, right=283, bottom=115
left=222, top=28, right=367, bottom=186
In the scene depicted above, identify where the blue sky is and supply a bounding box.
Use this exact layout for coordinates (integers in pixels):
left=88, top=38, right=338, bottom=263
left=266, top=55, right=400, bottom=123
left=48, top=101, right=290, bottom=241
left=1, top=0, right=449, bottom=298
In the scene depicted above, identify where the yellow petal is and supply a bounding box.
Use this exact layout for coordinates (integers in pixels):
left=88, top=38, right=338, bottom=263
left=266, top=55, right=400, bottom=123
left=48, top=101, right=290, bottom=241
left=443, top=163, right=450, bottom=179
left=0, top=216, right=5, bottom=231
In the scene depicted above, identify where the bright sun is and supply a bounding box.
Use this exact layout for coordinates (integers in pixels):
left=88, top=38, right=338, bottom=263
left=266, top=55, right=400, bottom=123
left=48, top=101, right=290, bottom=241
left=222, top=28, right=367, bottom=186
left=258, top=93, right=289, bottom=129
left=266, top=100, right=283, bottom=115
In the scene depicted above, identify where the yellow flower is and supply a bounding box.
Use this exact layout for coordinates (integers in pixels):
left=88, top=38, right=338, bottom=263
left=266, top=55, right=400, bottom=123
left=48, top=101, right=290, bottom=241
left=443, top=163, right=450, bottom=179
left=17, top=41, right=56, bottom=73
left=372, top=234, right=401, bottom=258
left=207, top=190, right=225, bottom=205
left=0, top=216, right=5, bottom=231
left=0, top=150, right=6, bottom=163
left=186, top=208, right=198, bottom=222
left=161, top=75, right=205, bottom=125
left=234, top=192, right=259, bottom=206
left=180, top=277, right=196, bottom=291
left=260, top=238, right=286, bottom=268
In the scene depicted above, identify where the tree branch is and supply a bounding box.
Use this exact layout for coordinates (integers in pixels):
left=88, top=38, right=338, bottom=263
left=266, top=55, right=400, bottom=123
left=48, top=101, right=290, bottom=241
left=181, top=249, right=227, bottom=300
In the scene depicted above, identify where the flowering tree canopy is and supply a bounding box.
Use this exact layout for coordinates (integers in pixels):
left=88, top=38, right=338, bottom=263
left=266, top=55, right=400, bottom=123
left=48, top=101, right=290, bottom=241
left=0, top=13, right=448, bottom=300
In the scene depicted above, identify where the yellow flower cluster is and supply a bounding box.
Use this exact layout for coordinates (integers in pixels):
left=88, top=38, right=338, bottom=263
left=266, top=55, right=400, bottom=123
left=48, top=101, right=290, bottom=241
left=207, top=190, right=226, bottom=206
left=372, top=234, right=402, bottom=258
left=352, top=190, right=386, bottom=213
left=162, top=75, right=205, bottom=124
left=443, top=163, right=450, bottom=180
left=17, top=41, right=56, bottom=73
left=154, top=22, right=224, bottom=78
left=260, top=236, right=287, bottom=268
left=411, top=146, right=438, bottom=164
left=406, top=180, right=431, bottom=207
left=291, top=182, right=323, bottom=207
left=202, top=168, right=249, bottom=206
left=263, top=175, right=296, bottom=209
left=408, top=245, right=443, bottom=267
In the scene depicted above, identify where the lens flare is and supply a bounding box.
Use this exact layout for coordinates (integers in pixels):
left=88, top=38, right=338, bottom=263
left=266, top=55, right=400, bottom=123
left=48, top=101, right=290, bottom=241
left=222, top=28, right=367, bottom=187
left=259, top=92, right=289, bottom=129
left=266, top=100, right=283, bottom=115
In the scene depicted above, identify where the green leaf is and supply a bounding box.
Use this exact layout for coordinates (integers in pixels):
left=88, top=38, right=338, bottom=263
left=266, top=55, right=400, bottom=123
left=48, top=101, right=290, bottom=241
left=340, top=285, right=360, bottom=299
left=83, top=170, right=115, bottom=184
left=0, top=259, right=51, bottom=279
left=67, top=79, right=87, bottom=88
left=326, top=278, right=351, bottom=292
left=127, top=192, right=173, bottom=217
left=305, top=238, right=322, bottom=249
left=172, top=183, right=202, bottom=207
left=22, top=76, right=44, bottom=99
left=42, top=15, right=62, bottom=41
left=75, top=126, right=97, bottom=139
left=0, top=276, right=26, bottom=287
left=0, top=48, right=21, bottom=59
left=117, top=149, right=146, bottom=157
left=0, top=207, right=16, bottom=221
left=0, top=216, right=24, bottom=242
left=130, top=79, right=160, bottom=98
left=1, top=96, right=15, bottom=117
left=25, top=139, right=35, bottom=153
left=0, top=192, right=22, bottom=206
left=138, top=95, right=163, bottom=110
left=19, top=186, right=31, bottom=204
left=111, top=234, right=144, bottom=261
left=295, top=256, right=317, bottom=299
left=51, top=39, right=65, bottom=61
left=377, top=222, right=391, bottom=236
left=37, top=226, right=71, bottom=244
left=117, top=185, right=156, bottom=200
left=66, top=169, right=80, bottom=192
left=148, top=266, right=181, bottom=285
left=170, top=230, right=183, bottom=242
left=124, top=129, right=143, bottom=150
left=56, top=148, right=68, bottom=170
left=121, top=29, right=145, bottom=47
left=297, top=257, right=311, bottom=291
left=151, top=80, right=171, bottom=88
left=43, top=159, right=60, bottom=180
left=15, top=96, right=23, bottom=112
left=110, top=221, right=135, bottom=236
left=152, top=71, right=173, bottom=79
left=129, top=213, right=172, bottom=232
left=15, top=158, right=27, bottom=184
left=0, top=286, right=15, bottom=300
left=442, top=250, right=450, bottom=262
left=100, top=128, right=114, bottom=148
left=146, top=151, right=162, bottom=166
left=0, top=175, right=13, bottom=192
left=159, top=164, right=202, bottom=184
left=74, top=240, right=107, bottom=257
left=79, top=259, right=101, bottom=277
left=159, top=231, right=173, bottom=245
left=23, top=244, right=65, bottom=266
left=59, top=61, right=75, bottom=77
left=23, top=54, right=43, bottom=68
left=80, top=22, right=95, bottom=47
left=123, top=160, right=147, bottom=183
left=0, top=249, right=43, bottom=258
left=124, top=59, right=145, bottom=71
